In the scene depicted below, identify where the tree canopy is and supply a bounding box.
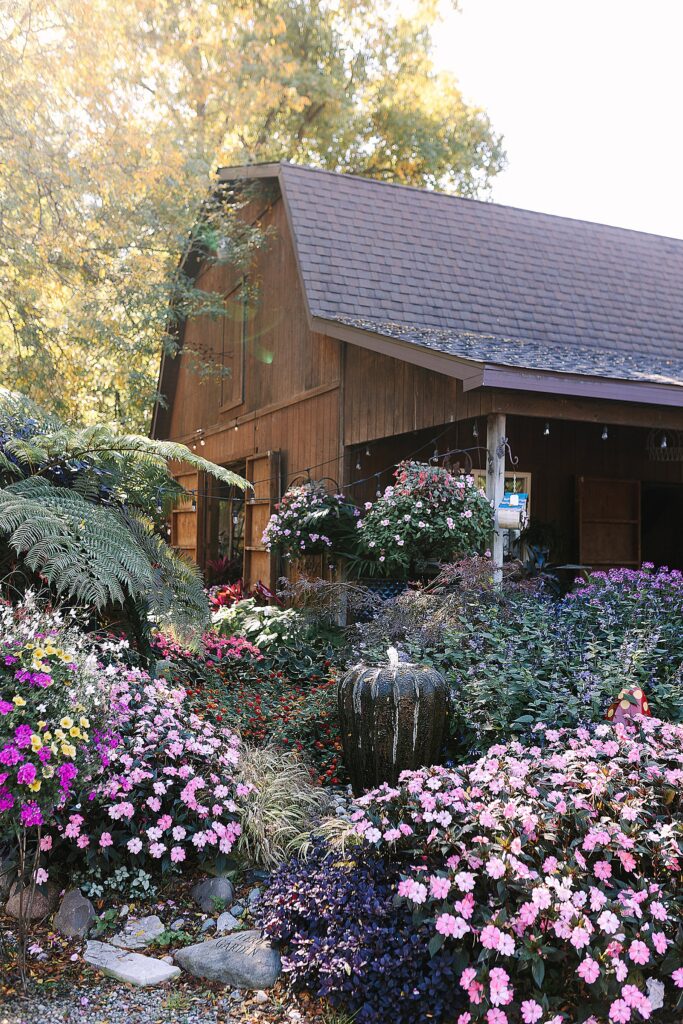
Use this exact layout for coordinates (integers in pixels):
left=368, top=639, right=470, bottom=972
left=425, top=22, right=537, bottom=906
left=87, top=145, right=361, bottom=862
left=0, top=0, right=505, bottom=429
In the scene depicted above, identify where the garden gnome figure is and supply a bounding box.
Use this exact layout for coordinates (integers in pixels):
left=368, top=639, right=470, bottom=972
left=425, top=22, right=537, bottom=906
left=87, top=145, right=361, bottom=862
left=606, top=686, right=651, bottom=725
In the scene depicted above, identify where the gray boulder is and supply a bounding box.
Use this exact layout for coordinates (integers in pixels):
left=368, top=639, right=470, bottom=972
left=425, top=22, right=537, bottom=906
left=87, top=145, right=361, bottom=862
left=216, top=911, right=241, bottom=933
left=54, top=889, right=96, bottom=939
left=84, top=941, right=180, bottom=987
left=110, top=914, right=165, bottom=950
left=174, top=930, right=281, bottom=989
left=191, top=877, right=233, bottom=913
left=6, top=881, right=59, bottom=921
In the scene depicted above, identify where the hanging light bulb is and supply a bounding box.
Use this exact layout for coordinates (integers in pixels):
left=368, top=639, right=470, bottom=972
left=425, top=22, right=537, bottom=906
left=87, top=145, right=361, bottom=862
left=661, top=433, right=668, bottom=449
left=375, top=473, right=381, bottom=497
left=200, top=437, right=205, bottom=447
left=543, top=422, right=550, bottom=436
left=472, top=421, right=479, bottom=439
left=192, top=441, right=197, bottom=450
left=191, top=496, right=197, bottom=511
left=601, top=425, right=609, bottom=441
left=365, top=446, right=371, bottom=457
left=355, top=456, right=361, bottom=471
left=433, top=448, right=439, bottom=461
left=234, top=424, right=239, bottom=432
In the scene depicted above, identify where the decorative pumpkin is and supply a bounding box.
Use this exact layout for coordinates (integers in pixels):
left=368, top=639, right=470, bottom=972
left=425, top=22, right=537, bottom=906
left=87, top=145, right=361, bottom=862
left=606, top=686, right=652, bottom=725
left=337, top=649, right=447, bottom=795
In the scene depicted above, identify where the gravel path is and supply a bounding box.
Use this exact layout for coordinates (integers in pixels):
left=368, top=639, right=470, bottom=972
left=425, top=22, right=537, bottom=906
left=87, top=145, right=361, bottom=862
left=1, top=977, right=315, bottom=1024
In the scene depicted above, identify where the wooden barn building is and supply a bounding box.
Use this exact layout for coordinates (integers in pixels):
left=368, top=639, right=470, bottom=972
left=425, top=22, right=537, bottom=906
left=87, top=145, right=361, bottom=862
left=152, top=162, right=683, bottom=588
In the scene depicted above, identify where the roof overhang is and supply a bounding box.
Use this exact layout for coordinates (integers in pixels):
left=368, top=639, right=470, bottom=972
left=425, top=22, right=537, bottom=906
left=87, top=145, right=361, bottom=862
left=314, top=316, right=683, bottom=409
left=478, top=365, right=683, bottom=407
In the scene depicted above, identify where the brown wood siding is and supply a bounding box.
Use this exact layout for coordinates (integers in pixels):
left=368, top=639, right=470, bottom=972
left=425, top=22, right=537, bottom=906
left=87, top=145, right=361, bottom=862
left=342, top=348, right=498, bottom=446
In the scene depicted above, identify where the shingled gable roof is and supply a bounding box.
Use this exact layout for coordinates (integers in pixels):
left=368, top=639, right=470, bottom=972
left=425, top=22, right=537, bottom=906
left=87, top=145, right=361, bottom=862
left=218, top=161, right=683, bottom=407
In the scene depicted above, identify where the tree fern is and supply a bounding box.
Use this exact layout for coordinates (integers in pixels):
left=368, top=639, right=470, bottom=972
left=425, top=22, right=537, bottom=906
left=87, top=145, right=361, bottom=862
left=0, top=390, right=248, bottom=639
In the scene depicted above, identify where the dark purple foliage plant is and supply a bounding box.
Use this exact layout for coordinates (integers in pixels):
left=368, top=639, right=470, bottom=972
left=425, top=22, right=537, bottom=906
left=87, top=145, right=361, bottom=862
left=258, top=840, right=463, bottom=1024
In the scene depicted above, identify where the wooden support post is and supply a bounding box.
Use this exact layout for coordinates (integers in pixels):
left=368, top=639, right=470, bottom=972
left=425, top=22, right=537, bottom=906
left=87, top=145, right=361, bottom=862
left=486, top=413, right=506, bottom=587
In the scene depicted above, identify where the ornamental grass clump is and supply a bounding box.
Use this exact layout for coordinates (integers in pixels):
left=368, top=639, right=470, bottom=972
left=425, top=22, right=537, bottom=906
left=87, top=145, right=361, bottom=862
left=355, top=460, right=492, bottom=577
left=351, top=717, right=683, bottom=1023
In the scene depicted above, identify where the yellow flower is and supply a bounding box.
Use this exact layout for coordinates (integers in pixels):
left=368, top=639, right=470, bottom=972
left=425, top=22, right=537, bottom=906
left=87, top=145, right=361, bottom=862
left=30, top=734, right=43, bottom=751
left=61, top=742, right=76, bottom=758
left=12, top=695, right=26, bottom=707
left=37, top=720, right=47, bottom=730
left=28, top=780, right=41, bottom=792
left=69, top=726, right=81, bottom=739
left=43, top=731, right=52, bottom=742
left=33, top=648, right=45, bottom=660
left=25, top=642, right=35, bottom=650
left=59, top=651, right=73, bottom=662
left=55, top=729, right=66, bottom=741
left=50, top=742, right=59, bottom=755
left=79, top=717, right=90, bottom=729
left=82, top=732, right=89, bottom=743
left=59, top=717, right=73, bottom=729
left=45, top=645, right=56, bottom=656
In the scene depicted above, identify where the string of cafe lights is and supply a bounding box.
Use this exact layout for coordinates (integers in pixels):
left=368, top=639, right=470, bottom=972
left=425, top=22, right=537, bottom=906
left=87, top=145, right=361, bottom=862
left=157, top=421, right=495, bottom=513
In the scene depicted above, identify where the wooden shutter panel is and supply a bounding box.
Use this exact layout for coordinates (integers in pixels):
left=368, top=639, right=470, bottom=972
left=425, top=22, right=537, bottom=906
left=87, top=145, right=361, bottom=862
left=171, top=470, right=199, bottom=564
left=578, top=476, right=641, bottom=569
left=243, top=451, right=281, bottom=591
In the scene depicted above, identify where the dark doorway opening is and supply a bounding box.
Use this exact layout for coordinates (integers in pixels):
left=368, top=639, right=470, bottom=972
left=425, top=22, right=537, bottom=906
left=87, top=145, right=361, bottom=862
left=642, top=482, right=683, bottom=570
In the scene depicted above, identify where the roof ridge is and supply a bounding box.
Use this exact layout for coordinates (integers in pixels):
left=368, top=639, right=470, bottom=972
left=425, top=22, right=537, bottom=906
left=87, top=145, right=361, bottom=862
left=279, top=162, right=683, bottom=244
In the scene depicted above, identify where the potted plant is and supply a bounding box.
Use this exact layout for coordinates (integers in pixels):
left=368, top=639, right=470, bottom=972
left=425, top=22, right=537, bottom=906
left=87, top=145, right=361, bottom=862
left=262, top=480, right=359, bottom=562
left=353, top=460, right=492, bottom=579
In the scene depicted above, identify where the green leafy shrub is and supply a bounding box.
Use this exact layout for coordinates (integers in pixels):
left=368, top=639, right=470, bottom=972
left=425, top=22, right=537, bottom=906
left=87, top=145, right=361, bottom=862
left=347, top=563, right=683, bottom=756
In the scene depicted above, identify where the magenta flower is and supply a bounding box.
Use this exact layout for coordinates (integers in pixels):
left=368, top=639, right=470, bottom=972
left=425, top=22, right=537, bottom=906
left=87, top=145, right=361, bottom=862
left=16, top=762, right=36, bottom=786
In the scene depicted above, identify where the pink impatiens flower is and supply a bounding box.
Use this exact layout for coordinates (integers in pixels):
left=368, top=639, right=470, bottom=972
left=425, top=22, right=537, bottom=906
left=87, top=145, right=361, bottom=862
left=628, top=940, right=650, bottom=966
left=480, top=925, right=502, bottom=949
left=99, top=832, right=113, bottom=848
left=520, top=1002, right=543, bottom=1024
left=577, top=958, right=600, bottom=984
left=594, top=860, right=612, bottom=880
left=608, top=999, right=631, bottom=1023
left=672, top=968, right=683, bottom=988
left=435, top=914, right=469, bottom=939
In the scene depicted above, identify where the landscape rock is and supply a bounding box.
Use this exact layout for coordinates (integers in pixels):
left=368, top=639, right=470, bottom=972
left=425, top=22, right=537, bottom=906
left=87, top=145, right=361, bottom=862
left=191, top=877, right=234, bottom=913
left=174, top=930, right=281, bottom=989
left=5, top=881, right=59, bottom=921
left=110, top=914, right=165, bottom=950
left=54, top=888, right=96, bottom=939
left=84, top=940, right=181, bottom=987
left=230, top=903, right=244, bottom=918
left=200, top=918, right=215, bottom=934
left=247, top=887, right=261, bottom=905
left=216, top=911, right=240, bottom=933
left=170, top=917, right=186, bottom=932
left=254, top=990, right=269, bottom=1005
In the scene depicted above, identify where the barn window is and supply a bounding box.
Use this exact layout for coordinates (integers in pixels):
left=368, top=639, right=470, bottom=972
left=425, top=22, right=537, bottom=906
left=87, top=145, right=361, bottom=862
left=220, top=281, right=246, bottom=411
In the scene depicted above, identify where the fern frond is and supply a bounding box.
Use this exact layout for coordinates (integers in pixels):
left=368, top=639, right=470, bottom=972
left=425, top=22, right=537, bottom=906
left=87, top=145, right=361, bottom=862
left=0, top=478, right=154, bottom=609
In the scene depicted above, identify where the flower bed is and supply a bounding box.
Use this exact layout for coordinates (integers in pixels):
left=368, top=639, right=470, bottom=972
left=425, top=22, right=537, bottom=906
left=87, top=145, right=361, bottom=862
left=347, top=718, right=683, bottom=1023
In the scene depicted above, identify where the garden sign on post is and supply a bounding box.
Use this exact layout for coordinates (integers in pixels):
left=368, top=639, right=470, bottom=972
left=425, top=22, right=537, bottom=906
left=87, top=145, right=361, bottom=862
left=486, top=413, right=506, bottom=586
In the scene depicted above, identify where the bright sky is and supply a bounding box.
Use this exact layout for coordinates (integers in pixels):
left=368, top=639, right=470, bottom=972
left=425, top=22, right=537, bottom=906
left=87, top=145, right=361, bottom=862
left=433, top=0, right=683, bottom=238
